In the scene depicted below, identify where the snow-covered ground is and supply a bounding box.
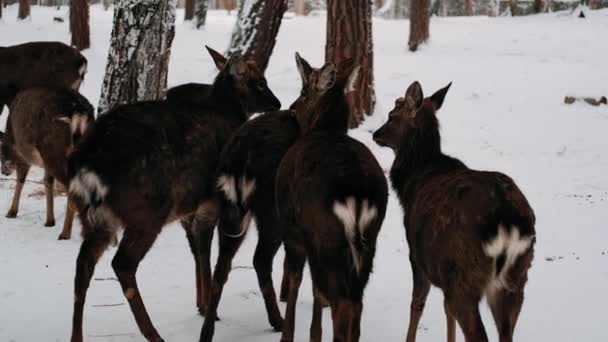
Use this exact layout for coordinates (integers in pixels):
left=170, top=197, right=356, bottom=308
left=1, top=4, right=608, bottom=341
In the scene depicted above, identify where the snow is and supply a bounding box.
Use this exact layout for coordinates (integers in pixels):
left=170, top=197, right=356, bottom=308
left=2, top=4, right=608, bottom=342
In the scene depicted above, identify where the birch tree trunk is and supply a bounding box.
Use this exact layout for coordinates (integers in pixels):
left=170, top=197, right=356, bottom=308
left=98, top=0, right=176, bottom=114
left=18, top=0, right=30, bottom=20
left=196, top=0, right=208, bottom=28
left=326, top=0, right=374, bottom=128
left=227, top=0, right=288, bottom=72
left=185, top=0, right=195, bottom=20
left=70, top=0, right=90, bottom=50
left=408, top=0, right=430, bottom=52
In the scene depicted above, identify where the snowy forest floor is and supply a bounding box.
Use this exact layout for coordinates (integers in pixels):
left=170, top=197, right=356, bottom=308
left=1, top=4, right=608, bottom=342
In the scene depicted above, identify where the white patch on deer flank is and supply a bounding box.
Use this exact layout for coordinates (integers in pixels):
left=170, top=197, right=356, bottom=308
left=69, top=169, right=108, bottom=206
left=240, top=176, right=256, bottom=205
left=358, top=199, right=377, bottom=234
left=217, top=175, right=237, bottom=203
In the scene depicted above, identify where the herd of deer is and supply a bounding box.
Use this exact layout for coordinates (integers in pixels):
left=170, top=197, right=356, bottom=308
left=0, top=41, right=536, bottom=342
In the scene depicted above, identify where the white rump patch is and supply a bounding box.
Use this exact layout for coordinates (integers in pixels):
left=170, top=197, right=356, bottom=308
left=240, top=176, right=256, bottom=205
left=217, top=175, right=237, bottom=203
left=57, top=114, right=90, bottom=138
left=69, top=168, right=108, bottom=205
left=333, top=197, right=362, bottom=274
left=484, top=224, right=534, bottom=295
left=358, top=199, right=377, bottom=234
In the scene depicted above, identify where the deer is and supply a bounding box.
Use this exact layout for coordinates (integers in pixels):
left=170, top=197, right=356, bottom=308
left=372, top=81, right=536, bottom=342
left=66, top=46, right=280, bottom=342
left=166, top=82, right=212, bottom=105
left=0, top=86, right=94, bottom=240
left=0, top=41, right=87, bottom=114
left=275, top=58, right=388, bottom=342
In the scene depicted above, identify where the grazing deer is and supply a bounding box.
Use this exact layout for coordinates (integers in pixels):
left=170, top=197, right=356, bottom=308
left=0, top=86, right=94, bottom=240
left=198, top=53, right=328, bottom=342
left=373, top=81, right=536, bottom=342
left=0, top=42, right=87, bottom=114
left=66, top=47, right=280, bottom=342
left=275, top=58, right=388, bottom=342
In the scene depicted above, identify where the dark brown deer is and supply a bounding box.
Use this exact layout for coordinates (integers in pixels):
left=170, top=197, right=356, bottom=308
left=166, top=82, right=212, bottom=105
left=66, top=47, right=280, bottom=342
left=275, top=59, right=388, bottom=342
left=0, top=42, right=87, bottom=114
left=0, top=86, right=94, bottom=240
left=197, top=53, right=333, bottom=342
left=373, top=81, right=536, bottom=342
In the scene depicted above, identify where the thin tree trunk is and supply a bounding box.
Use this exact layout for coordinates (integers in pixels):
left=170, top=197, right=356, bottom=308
left=227, top=0, right=288, bottom=72
left=293, top=0, right=306, bottom=15
left=589, top=0, right=600, bottom=9
left=408, top=0, right=430, bottom=52
left=465, top=0, right=473, bottom=15
left=18, top=0, right=30, bottom=20
left=103, top=0, right=112, bottom=10
left=533, top=0, right=543, bottom=13
left=509, top=0, right=518, bottom=15
left=70, top=0, right=90, bottom=50
left=196, top=0, right=208, bottom=28
left=326, top=0, right=374, bottom=128
left=98, top=0, right=176, bottom=114
left=185, top=0, right=195, bottom=20
left=223, top=0, right=236, bottom=14
left=0, top=0, right=3, bottom=19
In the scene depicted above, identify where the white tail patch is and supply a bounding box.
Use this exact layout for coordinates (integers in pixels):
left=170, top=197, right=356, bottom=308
left=69, top=168, right=108, bottom=206
left=56, top=114, right=90, bottom=138
left=333, top=197, right=362, bottom=274
left=240, top=176, right=256, bottom=205
left=217, top=175, right=237, bottom=203
left=484, top=224, right=534, bottom=296
left=358, top=199, right=377, bottom=234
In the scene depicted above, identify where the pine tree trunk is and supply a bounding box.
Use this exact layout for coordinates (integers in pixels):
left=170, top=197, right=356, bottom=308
left=533, top=0, right=543, bottom=13
left=223, top=0, right=236, bottom=14
left=185, top=0, right=195, bottom=20
left=590, top=0, right=600, bottom=9
left=408, top=0, right=430, bottom=52
left=465, top=0, right=473, bottom=15
left=326, top=0, right=374, bottom=128
left=70, top=0, right=90, bottom=51
left=0, top=0, right=3, bottom=19
left=103, top=0, right=112, bottom=10
left=227, top=0, right=288, bottom=72
left=98, top=0, right=176, bottom=114
left=18, top=0, right=30, bottom=20
left=509, top=0, right=519, bottom=15
left=294, top=0, right=306, bottom=15
left=196, top=0, right=208, bottom=28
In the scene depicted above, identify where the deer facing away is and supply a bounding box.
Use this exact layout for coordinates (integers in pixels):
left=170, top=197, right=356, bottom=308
left=373, top=81, right=536, bottom=342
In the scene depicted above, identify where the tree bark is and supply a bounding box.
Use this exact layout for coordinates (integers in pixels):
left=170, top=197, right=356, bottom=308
left=103, top=0, right=112, bottom=10
left=293, top=0, right=306, bottom=15
left=509, top=0, right=518, bottom=15
left=408, top=0, right=430, bottom=52
left=465, top=0, right=473, bottom=15
left=227, top=0, right=288, bottom=72
left=185, top=0, right=195, bottom=20
left=98, top=0, right=176, bottom=114
left=326, top=0, right=374, bottom=128
left=0, top=0, right=3, bottom=19
left=70, top=0, right=90, bottom=51
left=223, top=0, right=237, bottom=14
left=533, top=0, right=543, bottom=13
left=18, top=0, right=30, bottom=20
left=196, top=0, right=208, bottom=28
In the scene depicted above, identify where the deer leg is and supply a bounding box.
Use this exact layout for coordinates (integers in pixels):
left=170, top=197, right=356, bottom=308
left=444, top=298, right=456, bottom=342
left=331, top=299, right=355, bottom=342
left=280, top=254, right=289, bottom=302
left=191, top=200, right=219, bottom=317
left=43, top=171, right=55, bottom=227
left=310, top=287, right=325, bottom=342
left=405, top=263, right=431, bottom=342
left=253, top=234, right=284, bottom=331
left=182, top=215, right=204, bottom=314
left=446, top=296, right=488, bottom=342
left=112, top=228, right=164, bottom=342
left=351, top=301, right=363, bottom=342
left=6, top=162, right=29, bottom=218
left=58, top=197, right=76, bottom=240
left=70, top=226, right=115, bottom=342
left=280, top=241, right=306, bottom=342
left=487, top=288, right=525, bottom=342
left=199, top=207, right=248, bottom=342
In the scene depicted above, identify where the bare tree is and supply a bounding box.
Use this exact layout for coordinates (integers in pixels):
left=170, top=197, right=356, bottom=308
left=326, top=0, right=374, bottom=127
left=18, top=0, right=30, bottom=20
left=223, top=0, right=237, bottom=14
left=293, top=0, right=307, bottom=15
left=98, top=0, right=176, bottom=114
left=103, top=0, right=112, bottom=10
left=227, top=0, right=288, bottom=72
left=70, top=0, right=90, bottom=50
left=408, top=0, right=430, bottom=52
left=510, top=0, right=519, bottom=15
left=465, top=0, right=473, bottom=15
left=185, top=0, right=195, bottom=20
left=533, top=0, right=543, bottom=13
left=196, top=0, right=208, bottom=28
left=0, top=0, right=3, bottom=19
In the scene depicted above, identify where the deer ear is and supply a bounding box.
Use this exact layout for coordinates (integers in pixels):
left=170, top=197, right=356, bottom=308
left=316, top=63, right=337, bottom=92
left=295, top=52, right=312, bottom=84
left=227, top=53, right=247, bottom=79
left=430, top=82, right=452, bottom=111
left=205, top=45, right=228, bottom=70
left=404, top=81, right=423, bottom=110
left=344, top=65, right=360, bottom=94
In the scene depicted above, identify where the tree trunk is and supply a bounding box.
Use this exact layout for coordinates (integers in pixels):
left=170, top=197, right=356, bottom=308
left=103, top=0, right=112, bottom=10
left=590, top=0, right=601, bottom=9
left=185, top=0, right=195, bottom=20
left=509, top=0, right=518, bottom=15
left=18, top=0, right=30, bottom=20
left=70, top=0, right=90, bottom=51
left=326, top=0, right=374, bottom=128
left=533, top=0, right=543, bottom=13
left=465, top=0, right=473, bottom=15
left=98, top=0, right=176, bottom=114
left=196, top=0, right=208, bottom=28
left=223, top=0, right=236, bottom=14
left=293, top=0, right=306, bottom=15
left=408, top=0, right=430, bottom=52
left=227, top=0, right=288, bottom=72
left=0, top=0, right=3, bottom=19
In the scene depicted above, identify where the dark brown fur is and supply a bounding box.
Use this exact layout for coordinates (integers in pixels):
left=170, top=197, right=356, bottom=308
left=0, top=42, right=87, bottom=113
left=276, top=59, right=388, bottom=342
left=66, top=47, right=280, bottom=342
left=0, top=86, right=94, bottom=240
left=373, top=81, right=536, bottom=342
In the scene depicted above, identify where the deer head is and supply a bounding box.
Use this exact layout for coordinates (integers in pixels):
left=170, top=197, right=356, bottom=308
left=373, top=81, right=451, bottom=151
left=206, top=46, right=281, bottom=115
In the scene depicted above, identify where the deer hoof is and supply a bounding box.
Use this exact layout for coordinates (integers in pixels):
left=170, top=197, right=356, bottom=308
left=270, top=316, right=284, bottom=331
left=44, top=220, right=56, bottom=227
left=198, top=305, right=221, bottom=321
left=57, top=233, right=71, bottom=240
